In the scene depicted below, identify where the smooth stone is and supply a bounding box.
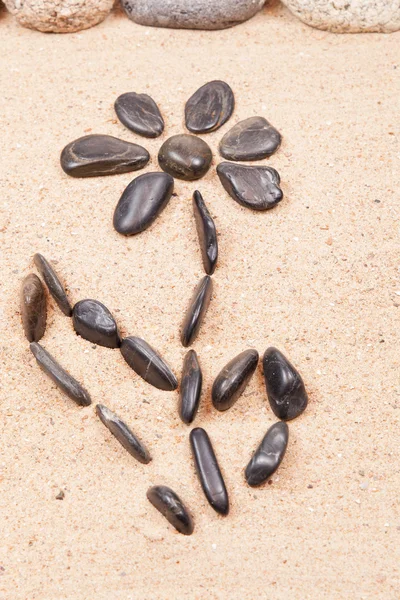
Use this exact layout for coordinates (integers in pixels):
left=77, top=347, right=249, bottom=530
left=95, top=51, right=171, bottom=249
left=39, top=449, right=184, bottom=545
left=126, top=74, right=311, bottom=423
left=212, top=349, right=259, bottom=412
left=179, top=350, right=202, bottom=424
left=180, top=275, right=213, bottom=347
left=72, top=299, right=120, bottom=349
left=20, top=274, right=47, bottom=343
left=190, top=428, right=229, bottom=516
left=263, top=347, right=308, bottom=421
left=147, top=485, right=194, bottom=535
left=219, top=116, right=282, bottom=161
left=96, top=404, right=151, bottom=463
left=217, top=162, right=283, bottom=211
left=113, top=172, right=174, bottom=236
left=30, top=342, right=91, bottom=407
left=60, top=135, right=150, bottom=178
left=33, top=253, right=72, bottom=317
left=114, top=92, right=164, bottom=138
left=192, top=191, right=218, bottom=275
left=185, top=81, right=234, bottom=134
left=120, top=336, right=178, bottom=391
left=245, top=422, right=289, bottom=487
left=158, top=134, right=212, bottom=181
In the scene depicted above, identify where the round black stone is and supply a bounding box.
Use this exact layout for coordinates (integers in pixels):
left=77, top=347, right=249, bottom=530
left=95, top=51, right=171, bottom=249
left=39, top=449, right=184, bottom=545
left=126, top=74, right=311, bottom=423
left=158, top=134, right=212, bottom=181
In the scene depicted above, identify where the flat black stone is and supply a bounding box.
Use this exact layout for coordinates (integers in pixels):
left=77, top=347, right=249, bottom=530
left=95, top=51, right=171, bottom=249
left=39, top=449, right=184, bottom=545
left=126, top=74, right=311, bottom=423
left=147, top=485, right=194, bottom=535
left=245, top=421, right=289, bottom=487
left=113, top=172, right=174, bottom=236
left=158, top=134, right=212, bottom=181
left=114, top=92, right=164, bottom=138
left=185, top=81, right=234, bottom=134
left=96, top=404, right=151, bottom=463
left=263, top=347, right=308, bottom=420
left=212, top=349, right=259, bottom=412
left=33, top=253, right=72, bottom=317
left=20, top=273, right=47, bottom=343
left=192, top=191, right=218, bottom=275
left=190, top=428, right=229, bottom=516
left=179, top=350, right=202, bottom=424
left=60, top=134, right=150, bottom=178
left=120, top=336, right=178, bottom=391
left=181, top=275, right=213, bottom=347
left=72, top=299, right=120, bottom=348
left=30, top=342, right=91, bottom=406
left=219, top=116, right=282, bottom=161
left=217, top=162, right=283, bottom=211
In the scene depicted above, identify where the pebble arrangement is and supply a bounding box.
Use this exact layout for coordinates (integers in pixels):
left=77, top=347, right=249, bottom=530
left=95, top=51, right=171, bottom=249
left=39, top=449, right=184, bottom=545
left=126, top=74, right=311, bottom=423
left=21, top=81, right=309, bottom=536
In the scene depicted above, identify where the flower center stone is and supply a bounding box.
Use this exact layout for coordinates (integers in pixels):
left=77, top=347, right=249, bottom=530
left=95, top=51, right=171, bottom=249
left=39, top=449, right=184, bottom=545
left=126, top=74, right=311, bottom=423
left=158, top=134, right=212, bottom=181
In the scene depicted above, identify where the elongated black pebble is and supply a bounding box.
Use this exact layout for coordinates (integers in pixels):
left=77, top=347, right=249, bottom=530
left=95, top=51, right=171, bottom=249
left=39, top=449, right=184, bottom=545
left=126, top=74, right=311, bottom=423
left=72, top=299, right=120, bottom=348
left=30, top=342, right=91, bottom=406
left=245, top=422, right=289, bottom=487
left=192, top=191, right=218, bottom=275
left=181, top=275, right=213, bottom=347
left=20, top=273, right=47, bottom=342
left=120, top=336, right=178, bottom=391
left=189, top=428, right=229, bottom=515
left=33, top=253, right=72, bottom=317
left=217, top=162, right=283, bottom=211
left=219, top=116, right=282, bottom=161
left=179, top=350, right=202, bottom=424
left=263, top=347, right=308, bottom=420
left=147, top=485, right=194, bottom=535
left=185, top=81, right=234, bottom=134
left=212, top=349, right=259, bottom=412
left=96, top=404, right=151, bottom=463
left=114, top=92, right=164, bottom=138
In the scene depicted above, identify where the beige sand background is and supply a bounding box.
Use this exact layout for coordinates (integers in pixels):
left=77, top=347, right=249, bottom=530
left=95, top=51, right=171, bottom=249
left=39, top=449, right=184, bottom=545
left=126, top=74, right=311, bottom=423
left=0, top=1, right=399, bottom=598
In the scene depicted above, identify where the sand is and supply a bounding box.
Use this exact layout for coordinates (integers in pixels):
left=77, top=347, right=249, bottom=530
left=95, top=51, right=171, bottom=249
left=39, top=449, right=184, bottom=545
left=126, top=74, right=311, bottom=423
left=0, top=1, right=399, bottom=598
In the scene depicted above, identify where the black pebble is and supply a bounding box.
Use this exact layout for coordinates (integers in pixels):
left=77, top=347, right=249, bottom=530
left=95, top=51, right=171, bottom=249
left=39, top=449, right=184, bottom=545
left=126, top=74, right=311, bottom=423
left=179, top=350, right=202, bottom=424
left=96, top=404, right=151, bottom=463
left=192, top=191, right=218, bottom=275
left=158, top=134, right=212, bottom=181
left=263, top=347, right=308, bottom=420
left=147, top=485, right=194, bottom=535
left=245, top=421, right=289, bottom=487
left=120, top=336, right=178, bottom=391
left=33, top=253, right=72, bottom=317
left=217, top=162, right=283, bottom=211
left=20, top=273, right=47, bottom=343
left=181, top=275, right=213, bottom=347
left=219, top=116, right=281, bottom=161
left=72, top=299, right=121, bottom=348
left=212, top=349, right=259, bottom=412
left=185, top=80, right=234, bottom=134
left=114, top=92, right=164, bottom=138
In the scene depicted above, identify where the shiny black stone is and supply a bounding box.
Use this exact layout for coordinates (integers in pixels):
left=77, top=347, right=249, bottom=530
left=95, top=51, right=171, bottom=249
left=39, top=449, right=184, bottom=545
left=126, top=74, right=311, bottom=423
left=20, top=273, right=47, bottom=343
left=219, top=116, right=281, bottom=161
left=217, top=162, right=283, bottom=211
left=96, top=404, right=151, bottom=463
left=147, top=485, right=194, bottom=535
left=30, top=342, right=91, bottom=406
left=245, top=421, right=289, bottom=487
left=185, top=81, right=234, bottom=134
left=212, top=349, right=259, bottom=412
left=60, top=134, right=150, bottom=178
left=190, top=428, right=229, bottom=516
left=113, top=172, right=174, bottom=236
left=158, top=134, right=212, bottom=181
left=120, top=336, right=178, bottom=391
left=33, top=253, right=72, bottom=317
left=263, top=347, right=308, bottom=420
left=72, top=299, right=120, bottom=348
left=114, top=92, right=164, bottom=138
left=179, top=350, right=202, bottom=425
left=192, top=190, right=218, bottom=275
left=181, top=275, right=213, bottom=347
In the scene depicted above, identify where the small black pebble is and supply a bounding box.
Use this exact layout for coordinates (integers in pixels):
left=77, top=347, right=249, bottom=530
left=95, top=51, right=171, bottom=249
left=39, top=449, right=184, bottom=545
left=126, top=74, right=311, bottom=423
left=147, top=485, right=194, bottom=535
left=181, top=275, right=213, bottom=347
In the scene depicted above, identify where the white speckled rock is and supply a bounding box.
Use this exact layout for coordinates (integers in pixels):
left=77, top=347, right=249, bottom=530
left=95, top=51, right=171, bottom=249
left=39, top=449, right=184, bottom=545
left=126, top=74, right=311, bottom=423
left=121, top=0, right=266, bottom=30
left=281, top=0, right=400, bottom=33
left=4, top=0, right=115, bottom=33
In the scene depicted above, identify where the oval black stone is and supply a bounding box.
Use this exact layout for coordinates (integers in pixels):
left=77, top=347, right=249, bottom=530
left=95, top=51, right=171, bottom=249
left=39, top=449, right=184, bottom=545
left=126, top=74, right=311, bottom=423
left=120, top=336, right=178, bottom=391
left=263, top=347, right=308, bottom=421
left=60, top=134, right=150, bottom=178
left=30, top=342, right=91, bottom=407
left=212, top=349, right=259, bottom=412
left=114, top=92, right=164, bottom=138
left=113, top=172, right=174, bottom=236
left=192, top=190, right=218, bottom=275
left=147, top=485, right=194, bottom=536
left=33, top=253, right=72, bottom=317
left=245, top=421, right=289, bottom=487
left=158, top=134, right=212, bottom=181
left=179, top=350, right=202, bottom=425
left=20, top=273, right=47, bottom=343
left=180, top=275, right=213, bottom=347
left=185, top=81, right=234, bottom=134
left=219, top=116, right=282, bottom=161
left=96, top=404, right=151, bottom=464
left=217, top=162, right=283, bottom=211
left=190, top=428, right=229, bottom=516
left=72, top=299, right=120, bottom=348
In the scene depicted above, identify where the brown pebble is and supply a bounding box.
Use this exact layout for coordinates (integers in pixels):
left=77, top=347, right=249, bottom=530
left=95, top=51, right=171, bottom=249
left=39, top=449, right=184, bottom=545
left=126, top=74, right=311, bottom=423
left=20, top=273, right=47, bottom=342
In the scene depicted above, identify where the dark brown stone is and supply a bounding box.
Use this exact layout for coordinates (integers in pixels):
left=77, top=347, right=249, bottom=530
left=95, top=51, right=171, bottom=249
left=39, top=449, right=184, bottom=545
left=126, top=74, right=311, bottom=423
left=219, top=116, right=282, bottom=161
left=158, top=134, right=212, bottom=181
left=114, top=92, right=164, bottom=138
left=20, top=273, right=46, bottom=342
left=185, top=81, right=234, bottom=134
left=33, top=253, right=72, bottom=317
left=217, top=162, right=283, bottom=211
left=181, top=275, right=213, bottom=347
